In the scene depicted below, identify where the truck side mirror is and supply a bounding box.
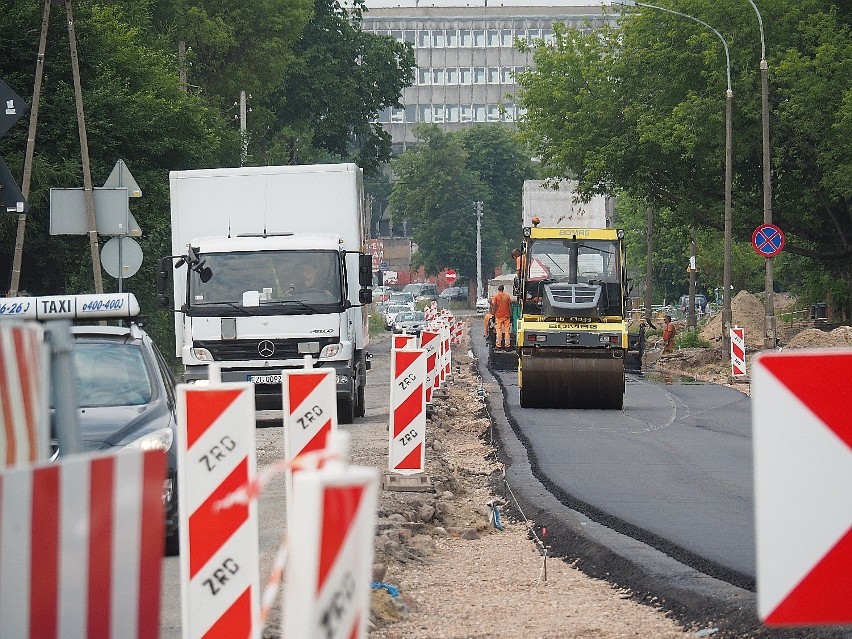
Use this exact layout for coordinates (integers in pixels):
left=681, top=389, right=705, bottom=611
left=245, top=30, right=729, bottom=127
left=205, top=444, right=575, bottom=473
left=358, top=253, right=372, bottom=287
left=359, top=289, right=373, bottom=304
left=513, top=276, right=520, bottom=297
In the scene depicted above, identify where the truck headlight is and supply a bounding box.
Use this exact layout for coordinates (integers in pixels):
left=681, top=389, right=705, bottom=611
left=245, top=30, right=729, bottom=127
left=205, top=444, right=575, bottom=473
left=320, top=343, right=342, bottom=358
left=190, top=347, right=213, bottom=362
left=122, top=427, right=174, bottom=452
left=336, top=374, right=349, bottom=385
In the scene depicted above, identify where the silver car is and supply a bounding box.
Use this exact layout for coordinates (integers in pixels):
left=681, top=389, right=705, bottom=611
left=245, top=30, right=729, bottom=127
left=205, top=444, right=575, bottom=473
left=393, top=310, right=426, bottom=335
left=384, top=304, right=411, bottom=330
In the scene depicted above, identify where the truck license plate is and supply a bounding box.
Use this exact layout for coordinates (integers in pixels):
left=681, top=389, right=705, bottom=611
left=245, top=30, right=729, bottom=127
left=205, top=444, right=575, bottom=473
left=249, top=374, right=282, bottom=384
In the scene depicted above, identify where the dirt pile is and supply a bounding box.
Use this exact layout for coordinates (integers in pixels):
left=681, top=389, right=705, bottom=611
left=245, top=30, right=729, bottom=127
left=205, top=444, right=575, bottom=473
left=786, top=325, right=852, bottom=349
left=698, top=291, right=797, bottom=348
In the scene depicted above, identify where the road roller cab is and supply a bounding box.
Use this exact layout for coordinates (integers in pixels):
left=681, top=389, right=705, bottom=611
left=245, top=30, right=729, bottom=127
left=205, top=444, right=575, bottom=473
left=517, top=223, right=628, bottom=409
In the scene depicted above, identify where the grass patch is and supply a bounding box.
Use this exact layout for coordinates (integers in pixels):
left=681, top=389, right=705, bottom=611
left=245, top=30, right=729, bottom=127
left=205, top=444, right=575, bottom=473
left=676, top=328, right=711, bottom=349
left=368, top=311, right=387, bottom=336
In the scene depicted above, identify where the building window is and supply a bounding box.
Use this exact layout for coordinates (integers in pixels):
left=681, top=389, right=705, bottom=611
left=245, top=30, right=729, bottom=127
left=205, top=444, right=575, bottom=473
left=391, top=30, right=403, bottom=43
left=461, top=104, right=473, bottom=123
left=488, top=67, right=500, bottom=84
left=487, top=105, right=501, bottom=122
left=404, top=30, right=416, bottom=44
left=405, top=104, right=416, bottom=122
left=474, top=67, right=486, bottom=84
left=460, top=67, right=472, bottom=84
left=448, top=105, right=460, bottom=122
left=418, top=30, right=430, bottom=48
left=543, top=28, right=554, bottom=45
left=419, top=105, right=432, bottom=123
left=377, top=107, right=391, bottom=123
left=433, top=30, right=446, bottom=47
left=460, top=29, right=473, bottom=47
left=487, top=29, right=500, bottom=47
left=527, top=28, right=542, bottom=43
left=418, top=68, right=431, bottom=85
left=501, top=67, right=514, bottom=84
left=391, top=108, right=405, bottom=123
left=473, top=30, right=486, bottom=47
left=431, top=68, right=445, bottom=85
left=474, top=104, right=486, bottom=122
left=446, top=29, right=458, bottom=47
left=445, top=67, right=459, bottom=84
left=502, top=104, right=516, bottom=122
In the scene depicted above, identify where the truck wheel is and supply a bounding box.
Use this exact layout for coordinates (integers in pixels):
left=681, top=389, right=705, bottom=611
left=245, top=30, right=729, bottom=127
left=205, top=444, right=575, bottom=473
left=165, top=530, right=180, bottom=557
left=338, top=397, right=355, bottom=424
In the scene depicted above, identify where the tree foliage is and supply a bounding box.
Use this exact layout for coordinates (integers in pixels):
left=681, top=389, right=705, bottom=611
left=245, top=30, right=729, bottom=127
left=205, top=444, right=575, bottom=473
left=388, top=125, right=532, bottom=284
left=516, top=0, right=852, bottom=311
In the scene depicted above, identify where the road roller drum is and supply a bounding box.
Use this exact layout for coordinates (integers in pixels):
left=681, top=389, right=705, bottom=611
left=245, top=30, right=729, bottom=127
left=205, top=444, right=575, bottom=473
left=519, top=349, right=624, bottom=410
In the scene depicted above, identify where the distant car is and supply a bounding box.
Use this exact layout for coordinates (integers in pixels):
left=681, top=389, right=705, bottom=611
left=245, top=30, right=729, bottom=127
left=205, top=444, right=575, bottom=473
left=403, top=283, right=439, bottom=303
left=679, top=293, right=708, bottom=314
left=384, top=304, right=411, bottom=330
left=393, top=310, right=426, bottom=335
left=440, top=286, right=468, bottom=302
left=476, top=297, right=489, bottom=313
left=64, top=321, right=180, bottom=556
left=389, top=291, right=416, bottom=310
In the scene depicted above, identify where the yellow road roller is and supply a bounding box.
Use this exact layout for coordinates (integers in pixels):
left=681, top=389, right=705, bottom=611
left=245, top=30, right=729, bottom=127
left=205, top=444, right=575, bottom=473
left=516, top=221, right=628, bottom=410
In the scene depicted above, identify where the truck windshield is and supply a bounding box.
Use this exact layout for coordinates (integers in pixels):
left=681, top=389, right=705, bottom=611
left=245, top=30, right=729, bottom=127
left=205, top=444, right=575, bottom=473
left=189, top=250, right=343, bottom=307
left=527, top=239, right=620, bottom=284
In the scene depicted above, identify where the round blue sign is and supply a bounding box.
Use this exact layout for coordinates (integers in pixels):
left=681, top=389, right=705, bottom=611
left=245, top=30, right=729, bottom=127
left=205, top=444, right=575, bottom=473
left=752, top=224, right=785, bottom=258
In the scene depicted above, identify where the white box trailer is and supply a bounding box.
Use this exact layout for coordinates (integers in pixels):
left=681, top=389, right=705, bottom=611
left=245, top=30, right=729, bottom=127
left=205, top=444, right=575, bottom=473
left=522, top=179, right=613, bottom=229
left=161, top=163, right=373, bottom=423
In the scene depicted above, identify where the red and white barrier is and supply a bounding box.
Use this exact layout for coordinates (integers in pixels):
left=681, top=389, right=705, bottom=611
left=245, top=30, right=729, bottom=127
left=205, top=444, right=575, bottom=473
left=0, top=322, right=48, bottom=469
left=392, top=333, right=417, bottom=350
left=388, top=348, right=427, bottom=474
left=283, top=368, right=337, bottom=519
left=731, top=327, right=746, bottom=377
left=0, top=449, right=165, bottom=639
left=419, top=330, right=441, bottom=404
left=177, top=383, right=259, bottom=639
left=283, top=432, right=378, bottom=639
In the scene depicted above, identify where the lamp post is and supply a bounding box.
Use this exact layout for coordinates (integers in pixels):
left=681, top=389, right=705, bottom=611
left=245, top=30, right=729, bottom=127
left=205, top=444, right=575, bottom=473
left=746, top=0, right=776, bottom=349
left=475, top=201, right=484, bottom=300
left=616, top=0, right=734, bottom=358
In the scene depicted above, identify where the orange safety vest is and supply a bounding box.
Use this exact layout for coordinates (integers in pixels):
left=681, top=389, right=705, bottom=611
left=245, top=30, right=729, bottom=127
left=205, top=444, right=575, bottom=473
left=491, top=291, right=512, bottom=318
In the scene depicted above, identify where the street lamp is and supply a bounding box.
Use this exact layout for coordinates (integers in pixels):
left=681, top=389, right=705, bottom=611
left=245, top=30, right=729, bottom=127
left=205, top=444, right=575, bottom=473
left=475, top=201, right=484, bottom=300
left=746, top=0, right=776, bottom=349
left=615, top=0, right=734, bottom=358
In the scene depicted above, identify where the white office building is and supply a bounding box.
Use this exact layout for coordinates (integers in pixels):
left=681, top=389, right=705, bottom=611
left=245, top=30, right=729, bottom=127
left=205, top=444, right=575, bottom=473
left=359, top=0, right=615, bottom=150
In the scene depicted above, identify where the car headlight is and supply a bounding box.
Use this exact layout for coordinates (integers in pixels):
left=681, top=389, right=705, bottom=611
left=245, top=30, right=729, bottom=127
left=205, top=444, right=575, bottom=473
left=320, top=343, right=342, bottom=358
left=122, top=427, right=174, bottom=452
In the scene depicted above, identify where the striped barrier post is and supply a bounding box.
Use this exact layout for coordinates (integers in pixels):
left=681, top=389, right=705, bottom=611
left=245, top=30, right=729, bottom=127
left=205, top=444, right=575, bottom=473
left=177, top=383, right=259, bottom=639
left=283, top=368, right=337, bottom=521
left=392, top=334, right=417, bottom=350
left=388, top=348, right=427, bottom=474
left=419, top=330, right=440, bottom=405
left=283, top=432, right=378, bottom=639
left=731, top=327, right=747, bottom=377
left=0, top=449, right=165, bottom=639
left=0, top=322, right=48, bottom=469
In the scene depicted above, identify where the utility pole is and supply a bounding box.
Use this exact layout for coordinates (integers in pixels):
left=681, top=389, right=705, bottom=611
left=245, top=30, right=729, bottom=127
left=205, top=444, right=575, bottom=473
left=9, top=0, right=51, bottom=297
left=239, top=90, right=248, bottom=166
left=644, top=204, right=654, bottom=327
left=688, top=226, right=697, bottom=329
left=66, top=0, right=104, bottom=294
left=475, top=201, right=484, bottom=299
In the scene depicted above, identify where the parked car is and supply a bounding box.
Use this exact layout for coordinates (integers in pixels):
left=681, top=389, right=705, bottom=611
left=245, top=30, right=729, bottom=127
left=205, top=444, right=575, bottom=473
left=64, top=321, right=180, bottom=556
left=393, top=310, right=427, bottom=335
left=389, top=291, right=416, bottom=310
left=440, top=286, right=469, bottom=302
left=403, top=283, right=439, bottom=303
left=383, top=304, right=411, bottom=330
left=476, top=297, right=490, bottom=313
left=679, top=293, right=708, bottom=314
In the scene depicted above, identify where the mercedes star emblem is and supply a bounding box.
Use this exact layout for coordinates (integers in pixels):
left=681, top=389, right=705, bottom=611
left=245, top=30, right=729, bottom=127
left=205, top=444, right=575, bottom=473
left=258, top=340, right=275, bottom=358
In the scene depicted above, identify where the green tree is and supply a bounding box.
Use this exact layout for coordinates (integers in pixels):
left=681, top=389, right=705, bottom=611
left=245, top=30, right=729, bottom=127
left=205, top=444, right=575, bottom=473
left=270, top=0, right=415, bottom=174
left=389, top=126, right=486, bottom=279
left=516, top=0, right=852, bottom=315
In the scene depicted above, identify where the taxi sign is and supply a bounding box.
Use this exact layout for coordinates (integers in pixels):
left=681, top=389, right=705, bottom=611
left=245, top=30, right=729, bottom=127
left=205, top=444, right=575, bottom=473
left=0, top=293, right=140, bottom=320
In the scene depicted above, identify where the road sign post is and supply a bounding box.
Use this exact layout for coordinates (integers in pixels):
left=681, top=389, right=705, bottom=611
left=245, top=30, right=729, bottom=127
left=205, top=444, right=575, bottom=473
left=0, top=78, right=30, bottom=215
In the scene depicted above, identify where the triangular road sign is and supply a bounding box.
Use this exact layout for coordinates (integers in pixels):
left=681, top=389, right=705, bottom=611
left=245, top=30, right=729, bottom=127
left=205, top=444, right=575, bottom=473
left=752, top=350, right=852, bottom=626
left=0, top=79, right=29, bottom=138
left=0, top=156, right=29, bottom=214
left=104, top=159, right=142, bottom=197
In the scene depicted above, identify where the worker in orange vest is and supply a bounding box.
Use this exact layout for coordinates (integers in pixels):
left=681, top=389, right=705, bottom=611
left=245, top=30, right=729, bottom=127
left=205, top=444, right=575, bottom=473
left=491, top=284, right=513, bottom=349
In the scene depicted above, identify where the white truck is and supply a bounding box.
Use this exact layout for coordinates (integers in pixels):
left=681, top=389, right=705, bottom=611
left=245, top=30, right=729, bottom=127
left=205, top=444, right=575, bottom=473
left=158, top=163, right=373, bottom=423
left=522, top=179, right=613, bottom=229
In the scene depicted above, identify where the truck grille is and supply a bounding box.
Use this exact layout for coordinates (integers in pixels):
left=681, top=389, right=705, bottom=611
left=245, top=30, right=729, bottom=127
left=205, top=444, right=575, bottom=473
left=194, top=338, right=337, bottom=361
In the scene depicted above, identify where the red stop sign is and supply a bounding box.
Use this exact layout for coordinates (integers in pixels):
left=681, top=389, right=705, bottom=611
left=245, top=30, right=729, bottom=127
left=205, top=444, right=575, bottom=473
left=445, top=268, right=457, bottom=283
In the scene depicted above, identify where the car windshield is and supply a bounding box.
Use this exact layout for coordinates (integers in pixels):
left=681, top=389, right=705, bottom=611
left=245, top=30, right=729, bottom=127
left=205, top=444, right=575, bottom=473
left=398, top=312, right=424, bottom=322
left=72, top=343, right=153, bottom=407
left=391, top=293, right=414, bottom=302
left=527, top=239, right=620, bottom=283
left=386, top=305, right=408, bottom=315
left=189, top=250, right=342, bottom=306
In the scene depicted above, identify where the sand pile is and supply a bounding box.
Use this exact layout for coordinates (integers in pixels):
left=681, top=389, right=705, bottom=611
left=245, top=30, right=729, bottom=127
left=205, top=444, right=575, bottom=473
left=699, top=290, right=770, bottom=349
left=786, top=325, right=852, bottom=349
